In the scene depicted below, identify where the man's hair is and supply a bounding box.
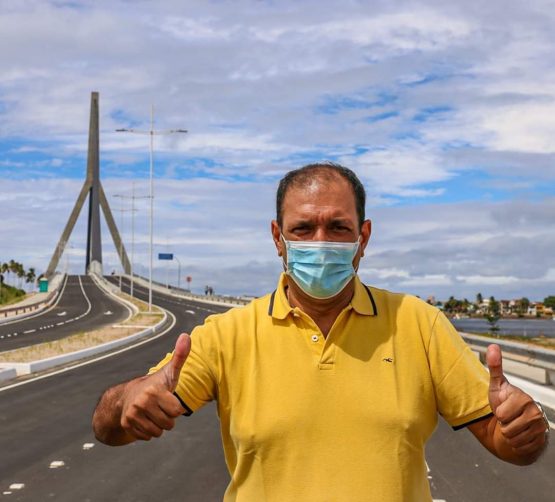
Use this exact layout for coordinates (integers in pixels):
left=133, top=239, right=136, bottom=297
left=276, top=162, right=366, bottom=228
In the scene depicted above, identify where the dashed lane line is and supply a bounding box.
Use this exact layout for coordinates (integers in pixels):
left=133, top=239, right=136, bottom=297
left=0, top=276, right=96, bottom=345
left=0, top=310, right=176, bottom=392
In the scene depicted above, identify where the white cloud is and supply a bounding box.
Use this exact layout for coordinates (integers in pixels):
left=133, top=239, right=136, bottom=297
left=1, top=1, right=555, bottom=301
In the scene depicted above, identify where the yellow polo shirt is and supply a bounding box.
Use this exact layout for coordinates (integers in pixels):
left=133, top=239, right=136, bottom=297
left=150, top=274, right=492, bottom=501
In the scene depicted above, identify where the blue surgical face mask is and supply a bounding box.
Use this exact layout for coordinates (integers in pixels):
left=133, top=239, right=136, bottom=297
left=282, top=235, right=360, bottom=300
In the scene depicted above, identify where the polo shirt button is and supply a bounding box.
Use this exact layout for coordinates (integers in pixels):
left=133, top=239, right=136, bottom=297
left=311, top=335, right=319, bottom=342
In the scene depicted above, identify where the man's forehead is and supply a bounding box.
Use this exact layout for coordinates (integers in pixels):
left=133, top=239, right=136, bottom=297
left=282, top=179, right=358, bottom=222
left=284, top=174, right=353, bottom=201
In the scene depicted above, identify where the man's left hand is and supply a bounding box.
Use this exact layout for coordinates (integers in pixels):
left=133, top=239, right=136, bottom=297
left=486, top=344, right=549, bottom=459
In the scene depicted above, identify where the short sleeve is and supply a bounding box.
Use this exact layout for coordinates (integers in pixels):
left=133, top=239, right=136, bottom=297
left=428, top=311, right=492, bottom=429
left=148, top=319, right=219, bottom=414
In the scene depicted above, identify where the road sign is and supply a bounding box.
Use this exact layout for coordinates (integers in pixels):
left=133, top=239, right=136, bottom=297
left=158, top=253, right=173, bottom=260
left=186, top=276, right=192, bottom=283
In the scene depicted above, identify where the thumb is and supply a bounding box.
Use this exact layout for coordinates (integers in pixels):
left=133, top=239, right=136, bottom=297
left=165, top=333, right=191, bottom=391
left=486, top=344, right=510, bottom=409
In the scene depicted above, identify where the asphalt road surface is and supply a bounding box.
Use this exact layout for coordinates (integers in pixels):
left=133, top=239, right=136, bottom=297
left=0, top=278, right=553, bottom=501
left=0, top=275, right=129, bottom=352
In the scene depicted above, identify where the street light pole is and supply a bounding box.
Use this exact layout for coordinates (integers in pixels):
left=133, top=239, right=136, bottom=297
left=114, top=184, right=144, bottom=298
left=174, top=255, right=182, bottom=290
left=117, top=108, right=187, bottom=312
left=113, top=205, right=135, bottom=291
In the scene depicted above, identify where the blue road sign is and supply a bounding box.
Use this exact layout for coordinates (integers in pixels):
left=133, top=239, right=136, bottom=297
left=158, top=253, right=174, bottom=260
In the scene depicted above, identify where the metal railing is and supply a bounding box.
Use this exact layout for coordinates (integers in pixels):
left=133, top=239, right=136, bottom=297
left=0, top=275, right=65, bottom=320
left=461, top=332, right=555, bottom=386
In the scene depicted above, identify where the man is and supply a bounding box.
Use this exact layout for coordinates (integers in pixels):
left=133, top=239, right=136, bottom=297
left=93, top=163, right=549, bottom=501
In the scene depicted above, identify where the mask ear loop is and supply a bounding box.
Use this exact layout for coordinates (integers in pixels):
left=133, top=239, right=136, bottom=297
left=280, top=233, right=288, bottom=272
left=353, top=235, right=362, bottom=273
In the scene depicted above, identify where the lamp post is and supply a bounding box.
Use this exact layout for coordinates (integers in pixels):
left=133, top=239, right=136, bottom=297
left=114, top=183, right=146, bottom=298
left=116, top=106, right=187, bottom=311
left=174, top=255, right=182, bottom=290
left=112, top=205, right=136, bottom=292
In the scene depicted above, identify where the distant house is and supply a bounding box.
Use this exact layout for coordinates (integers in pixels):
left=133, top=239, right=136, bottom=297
left=528, top=302, right=545, bottom=316
left=499, top=300, right=511, bottom=316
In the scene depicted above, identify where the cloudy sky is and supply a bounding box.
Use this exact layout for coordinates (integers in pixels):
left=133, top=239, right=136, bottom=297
left=1, top=0, right=554, bottom=301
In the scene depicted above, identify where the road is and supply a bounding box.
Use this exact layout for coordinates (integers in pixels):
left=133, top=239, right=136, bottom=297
left=0, top=277, right=553, bottom=501
left=0, top=275, right=128, bottom=352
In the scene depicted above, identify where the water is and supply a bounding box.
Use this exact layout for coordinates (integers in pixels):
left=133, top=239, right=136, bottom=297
left=451, top=317, right=555, bottom=338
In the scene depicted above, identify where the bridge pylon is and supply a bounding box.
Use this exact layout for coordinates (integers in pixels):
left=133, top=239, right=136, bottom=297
left=46, top=92, right=131, bottom=277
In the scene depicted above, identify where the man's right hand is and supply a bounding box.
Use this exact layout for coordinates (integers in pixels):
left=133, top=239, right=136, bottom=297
left=118, top=333, right=191, bottom=441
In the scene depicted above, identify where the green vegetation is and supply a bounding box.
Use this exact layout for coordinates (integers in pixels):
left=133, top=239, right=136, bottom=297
left=437, top=292, right=553, bottom=319
left=0, top=260, right=37, bottom=306
left=544, top=296, right=555, bottom=310
left=0, top=283, right=26, bottom=306
left=486, top=296, right=500, bottom=334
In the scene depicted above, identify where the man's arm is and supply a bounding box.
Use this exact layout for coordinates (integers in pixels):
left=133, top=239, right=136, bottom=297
left=468, top=344, right=549, bottom=465
left=92, top=333, right=190, bottom=446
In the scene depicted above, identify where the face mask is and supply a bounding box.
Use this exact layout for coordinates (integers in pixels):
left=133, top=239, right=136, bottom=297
left=282, top=236, right=360, bottom=300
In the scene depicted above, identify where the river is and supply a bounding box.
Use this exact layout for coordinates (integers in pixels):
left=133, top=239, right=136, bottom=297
left=451, top=317, right=555, bottom=338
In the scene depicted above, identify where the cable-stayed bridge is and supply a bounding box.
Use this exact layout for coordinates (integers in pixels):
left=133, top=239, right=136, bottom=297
left=0, top=94, right=553, bottom=501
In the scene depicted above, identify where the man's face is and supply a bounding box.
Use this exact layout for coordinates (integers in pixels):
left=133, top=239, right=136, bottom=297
left=271, top=174, right=371, bottom=268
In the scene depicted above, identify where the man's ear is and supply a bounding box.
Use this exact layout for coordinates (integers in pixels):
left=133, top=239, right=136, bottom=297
left=359, top=220, right=372, bottom=257
left=271, top=220, right=284, bottom=257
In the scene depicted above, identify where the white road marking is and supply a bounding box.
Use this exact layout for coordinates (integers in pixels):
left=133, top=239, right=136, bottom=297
left=0, top=311, right=176, bottom=392
left=9, top=483, right=24, bottom=490
left=23, top=329, right=35, bottom=334
left=104, top=310, right=113, bottom=315
left=56, top=322, right=65, bottom=326
left=82, top=443, right=95, bottom=450
left=3, top=491, right=12, bottom=495
left=185, top=310, right=196, bottom=314
left=57, top=311, right=67, bottom=316
left=49, top=460, right=65, bottom=469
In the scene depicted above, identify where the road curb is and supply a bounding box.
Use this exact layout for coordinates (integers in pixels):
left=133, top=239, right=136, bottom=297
left=0, top=274, right=65, bottom=325
left=0, top=305, right=171, bottom=377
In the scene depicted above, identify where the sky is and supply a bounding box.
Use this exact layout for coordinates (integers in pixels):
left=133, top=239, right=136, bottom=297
left=1, top=0, right=554, bottom=301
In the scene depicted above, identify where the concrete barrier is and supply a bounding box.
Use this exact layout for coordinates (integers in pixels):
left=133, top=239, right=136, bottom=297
left=1, top=309, right=171, bottom=376
left=0, top=273, right=65, bottom=324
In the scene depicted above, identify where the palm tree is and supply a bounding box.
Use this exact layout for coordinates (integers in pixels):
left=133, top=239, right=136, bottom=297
left=0, top=262, right=7, bottom=300
left=26, top=268, right=36, bottom=291
left=8, top=259, right=18, bottom=287
left=16, top=262, right=25, bottom=289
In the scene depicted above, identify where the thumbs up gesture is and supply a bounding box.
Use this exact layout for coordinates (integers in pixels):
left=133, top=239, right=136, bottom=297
left=486, top=344, right=549, bottom=460
left=120, top=333, right=191, bottom=441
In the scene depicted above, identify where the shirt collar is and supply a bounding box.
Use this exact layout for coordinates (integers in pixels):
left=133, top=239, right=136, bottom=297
left=268, top=273, right=377, bottom=319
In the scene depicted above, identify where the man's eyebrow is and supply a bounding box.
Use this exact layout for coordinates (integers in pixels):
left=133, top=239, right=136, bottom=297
left=289, top=219, right=314, bottom=226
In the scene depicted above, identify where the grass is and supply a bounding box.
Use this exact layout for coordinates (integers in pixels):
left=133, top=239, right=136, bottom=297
left=0, top=289, right=164, bottom=363
left=0, top=283, right=27, bottom=307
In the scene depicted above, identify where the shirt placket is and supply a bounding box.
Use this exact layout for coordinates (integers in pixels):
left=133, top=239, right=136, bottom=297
left=293, top=308, right=336, bottom=370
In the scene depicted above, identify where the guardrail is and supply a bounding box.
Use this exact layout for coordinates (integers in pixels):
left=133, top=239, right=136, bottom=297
left=128, top=274, right=250, bottom=306
left=121, top=274, right=555, bottom=385
left=0, top=274, right=65, bottom=321
left=461, top=332, right=555, bottom=386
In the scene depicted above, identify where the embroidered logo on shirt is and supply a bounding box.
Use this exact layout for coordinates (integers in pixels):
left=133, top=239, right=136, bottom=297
left=382, top=357, right=394, bottom=363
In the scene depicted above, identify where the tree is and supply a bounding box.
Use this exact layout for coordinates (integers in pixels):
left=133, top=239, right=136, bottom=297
left=486, top=295, right=501, bottom=334
left=476, top=292, right=483, bottom=305
left=16, top=262, right=25, bottom=289
left=544, top=296, right=555, bottom=310
left=8, top=259, right=17, bottom=286
left=26, top=268, right=36, bottom=291
left=516, top=297, right=530, bottom=317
